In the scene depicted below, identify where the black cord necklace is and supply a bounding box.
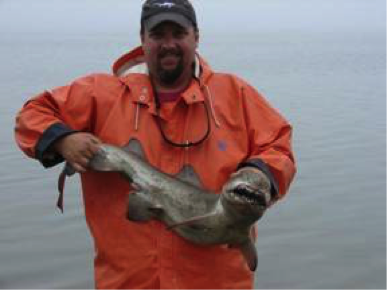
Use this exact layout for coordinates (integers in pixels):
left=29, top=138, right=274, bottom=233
left=154, top=91, right=211, bottom=148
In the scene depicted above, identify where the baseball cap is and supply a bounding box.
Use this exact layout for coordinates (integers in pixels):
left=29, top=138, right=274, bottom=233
left=141, top=0, right=197, bottom=31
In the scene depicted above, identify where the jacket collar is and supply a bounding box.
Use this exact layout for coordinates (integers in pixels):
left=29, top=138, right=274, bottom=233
left=111, top=46, right=213, bottom=109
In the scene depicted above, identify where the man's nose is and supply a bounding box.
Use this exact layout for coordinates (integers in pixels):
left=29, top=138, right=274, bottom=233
left=161, top=35, right=177, bottom=49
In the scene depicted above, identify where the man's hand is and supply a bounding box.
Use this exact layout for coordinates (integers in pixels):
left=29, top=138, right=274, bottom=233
left=53, top=132, right=102, bottom=173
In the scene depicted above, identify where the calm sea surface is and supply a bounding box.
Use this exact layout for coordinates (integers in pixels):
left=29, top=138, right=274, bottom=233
left=0, top=0, right=385, bottom=289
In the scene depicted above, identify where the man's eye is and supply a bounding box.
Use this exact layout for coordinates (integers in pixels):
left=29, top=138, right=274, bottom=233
left=150, top=33, right=163, bottom=39
left=149, top=31, right=164, bottom=38
left=174, top=31, right=187, bottom=39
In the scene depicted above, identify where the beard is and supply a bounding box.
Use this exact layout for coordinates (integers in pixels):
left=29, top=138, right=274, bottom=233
left=156, top=48, right=185, bottom=86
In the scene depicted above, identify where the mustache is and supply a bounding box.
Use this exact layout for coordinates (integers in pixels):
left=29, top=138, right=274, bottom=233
left=158, top=48, right=183, bottom=58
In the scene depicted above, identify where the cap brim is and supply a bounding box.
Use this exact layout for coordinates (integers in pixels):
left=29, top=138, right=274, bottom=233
left=144, top=12, right=192, bottom=31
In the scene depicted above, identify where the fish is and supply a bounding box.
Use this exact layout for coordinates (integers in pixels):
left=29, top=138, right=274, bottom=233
left=61, top=144, right=270, bottom=271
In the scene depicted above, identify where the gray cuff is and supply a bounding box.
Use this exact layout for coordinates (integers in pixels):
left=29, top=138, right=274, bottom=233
left=237, top=159, right=279, bottom=199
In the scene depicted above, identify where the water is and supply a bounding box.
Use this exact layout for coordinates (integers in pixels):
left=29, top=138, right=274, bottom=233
left=0, top=0, right=385, bottom=288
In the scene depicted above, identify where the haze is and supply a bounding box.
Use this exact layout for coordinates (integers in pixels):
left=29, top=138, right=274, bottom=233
left=0, top=0, right=385, bottom=35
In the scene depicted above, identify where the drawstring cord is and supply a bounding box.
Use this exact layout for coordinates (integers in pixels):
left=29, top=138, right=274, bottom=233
left=134, top=103, right=140, bottom=131
left=204, top=85, right=221, bottom=128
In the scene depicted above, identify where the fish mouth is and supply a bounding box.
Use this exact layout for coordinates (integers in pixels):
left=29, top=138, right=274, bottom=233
left=226, top=184, right=267, bottom=207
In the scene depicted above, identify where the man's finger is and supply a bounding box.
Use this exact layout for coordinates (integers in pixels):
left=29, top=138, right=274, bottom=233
left=71, top=162, right=87, bottom=173
left=79, top=156, right=92, bottom=167
left=89, top=135, right=102, bottom=144
left=81, top=146, right=98, bottom=160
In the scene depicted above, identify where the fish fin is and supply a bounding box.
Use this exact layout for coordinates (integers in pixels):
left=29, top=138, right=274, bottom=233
left=64, top=162, right=76, bottom=176
left=126, top=193, right=163, bottom=222
left=238, top=239, right=258, bottom=272
left=175, top=165, right=204, bottom=188
left=57, top=169, right=66, bottom=213
left=167, top=213, right=217, bottom=230
left=122, top=139, right=147, bottom=160
left=56, top=163, right=76, bottom=213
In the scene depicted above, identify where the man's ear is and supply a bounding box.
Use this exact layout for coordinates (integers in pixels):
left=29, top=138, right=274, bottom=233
left=195, top=31, right=200, bottom=48
left=140, top=32, right=145, bottom=44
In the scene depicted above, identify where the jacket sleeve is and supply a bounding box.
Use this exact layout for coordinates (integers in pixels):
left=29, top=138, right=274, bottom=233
left=237, top=83, right=296, bottom=201
left=14, top=75, right=98, bottom=167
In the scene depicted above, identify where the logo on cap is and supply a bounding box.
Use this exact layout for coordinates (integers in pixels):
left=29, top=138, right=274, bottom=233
left=154, top=2, right=175, bottom=9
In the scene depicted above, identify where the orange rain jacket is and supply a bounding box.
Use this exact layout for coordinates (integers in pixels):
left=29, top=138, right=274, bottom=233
left=15, top=46, right=296, bottom=289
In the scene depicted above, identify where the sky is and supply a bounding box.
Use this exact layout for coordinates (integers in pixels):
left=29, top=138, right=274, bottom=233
left=0, top=0, right=385, bottom=35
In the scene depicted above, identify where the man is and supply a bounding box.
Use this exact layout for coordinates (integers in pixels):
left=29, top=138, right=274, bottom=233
left=14, top=0, right=296, bottom=288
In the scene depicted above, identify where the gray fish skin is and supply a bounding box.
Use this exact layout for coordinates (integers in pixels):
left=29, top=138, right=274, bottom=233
left=88, top=144, right=269, bottom=271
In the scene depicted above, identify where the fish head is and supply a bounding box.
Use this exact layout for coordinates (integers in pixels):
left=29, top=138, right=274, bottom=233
left=221, top=168, right=271, bottom=221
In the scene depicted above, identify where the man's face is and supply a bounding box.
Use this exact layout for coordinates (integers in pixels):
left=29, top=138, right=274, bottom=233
left=141, top=21, right=199, bottom=87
